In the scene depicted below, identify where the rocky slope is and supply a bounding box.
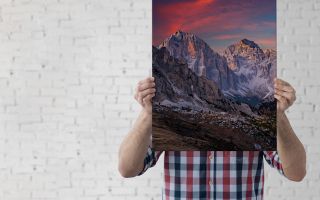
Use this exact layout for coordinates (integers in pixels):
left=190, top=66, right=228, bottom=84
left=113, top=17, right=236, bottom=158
left=152, top=46, right=276, bottom=150
left=223, top=39, right=276, bottom=105
left=152, top=46, right=255, bottom=116
left=158, top=30, right=276, bottom=107
left=159, top=30, right=237, bottom=91
left=153, top=46, right=224, bottom=112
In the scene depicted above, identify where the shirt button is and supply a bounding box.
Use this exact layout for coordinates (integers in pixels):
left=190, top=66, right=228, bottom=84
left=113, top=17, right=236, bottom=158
left=209, top=180, right=213, bottom=185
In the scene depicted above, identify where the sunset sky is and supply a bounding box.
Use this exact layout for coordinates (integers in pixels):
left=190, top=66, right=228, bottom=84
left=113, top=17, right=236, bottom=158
left=153, top=0, right=276, bottom=53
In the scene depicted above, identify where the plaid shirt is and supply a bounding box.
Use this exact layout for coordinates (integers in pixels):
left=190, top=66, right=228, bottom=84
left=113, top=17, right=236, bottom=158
left=138, top=148, right=286, bottom=200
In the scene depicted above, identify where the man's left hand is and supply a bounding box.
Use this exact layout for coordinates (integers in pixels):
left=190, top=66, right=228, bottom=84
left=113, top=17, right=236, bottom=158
left=274, top=78, right=296, bottom=115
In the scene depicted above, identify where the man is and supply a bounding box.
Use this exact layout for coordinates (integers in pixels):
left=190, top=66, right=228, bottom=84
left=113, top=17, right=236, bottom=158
left=118, top=76, right=306, bottom=199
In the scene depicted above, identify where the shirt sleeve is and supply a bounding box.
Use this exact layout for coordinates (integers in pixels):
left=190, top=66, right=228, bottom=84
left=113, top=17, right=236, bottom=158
left=263, top=151, right=286, bottom=177
left=137, top=146, right=163, bottom=176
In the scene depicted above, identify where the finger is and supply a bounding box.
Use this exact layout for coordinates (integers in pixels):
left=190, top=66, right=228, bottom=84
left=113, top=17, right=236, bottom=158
left=137, top=89, right=155, bottom=106
left=143, top=93, right=155, bottom=104
left=142, top=93, right=155, bottom=108
left=138, top=77, right=154, bottom=85
left=274, top=78, right=290, bottom=86
left=139, top=88, right=156, bottom=99
left=138, top=81, right=155, bottom=91
left=135, top=78, right=155, bottom=100
left=274, top=83, right=295, bottom=93
left=274, top=89, right=296, bottom=105
left=274, top=93, right=287, bottom=102
left=274, top=94, right=289, bottom=108
left=275, top=88, right=296, bottom=98
left=274, top=78, right=287, bottom=85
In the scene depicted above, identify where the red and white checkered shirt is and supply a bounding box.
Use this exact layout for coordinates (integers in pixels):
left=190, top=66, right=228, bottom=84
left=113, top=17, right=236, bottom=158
left=138, top=148, right=286, bottom=200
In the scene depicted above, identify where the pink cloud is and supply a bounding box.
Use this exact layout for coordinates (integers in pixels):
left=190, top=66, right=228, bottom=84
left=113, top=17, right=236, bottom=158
left=153, top=0, right=276, bottom=49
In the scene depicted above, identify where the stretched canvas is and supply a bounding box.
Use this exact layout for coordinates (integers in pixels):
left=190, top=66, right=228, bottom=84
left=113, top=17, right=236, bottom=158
left=152, top=0, right=277, bottom=150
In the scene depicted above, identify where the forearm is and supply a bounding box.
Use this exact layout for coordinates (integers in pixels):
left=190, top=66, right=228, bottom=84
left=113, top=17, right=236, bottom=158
left=118, top=110, right=152, bottom=177
left=277, top=113, right=306, bottom=181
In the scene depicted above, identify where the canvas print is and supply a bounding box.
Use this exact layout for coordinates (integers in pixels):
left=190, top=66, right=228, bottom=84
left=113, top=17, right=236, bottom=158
left=152, top=0, right=277, bottom=150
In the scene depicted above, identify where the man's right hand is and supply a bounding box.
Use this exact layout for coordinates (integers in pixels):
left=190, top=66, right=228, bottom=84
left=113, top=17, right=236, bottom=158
left=118, top=76, right=156, bottom=177
left=134, top=76, right=156, bottom=114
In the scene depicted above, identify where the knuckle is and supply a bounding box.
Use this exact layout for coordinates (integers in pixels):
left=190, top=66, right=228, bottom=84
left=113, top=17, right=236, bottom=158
left=148, top=82, right=153, bottom=87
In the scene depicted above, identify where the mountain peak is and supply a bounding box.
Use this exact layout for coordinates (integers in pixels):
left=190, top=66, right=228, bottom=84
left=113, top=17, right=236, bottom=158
left=239, top=38, right=260, bottom=49
left=224, top=38, right=268, bottom=71
left=174, top=29, right=184, bottom=35
left=160, top=30, right=210, bottom=53
left=171, top=30, right=195, bottom=40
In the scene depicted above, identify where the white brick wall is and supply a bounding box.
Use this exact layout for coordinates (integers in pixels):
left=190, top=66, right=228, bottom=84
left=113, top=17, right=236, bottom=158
left=0, top=0, right=318, bottom=199
left=265, top=1, right=320, bottom=199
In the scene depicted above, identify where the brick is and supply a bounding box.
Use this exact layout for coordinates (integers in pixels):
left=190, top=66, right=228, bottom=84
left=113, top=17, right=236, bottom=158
left=0, top=0, right=318, bottom=200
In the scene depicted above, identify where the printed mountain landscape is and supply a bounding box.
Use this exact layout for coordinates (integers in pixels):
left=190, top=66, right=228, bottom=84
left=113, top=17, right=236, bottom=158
left=152, top=30, right=276, bottom=150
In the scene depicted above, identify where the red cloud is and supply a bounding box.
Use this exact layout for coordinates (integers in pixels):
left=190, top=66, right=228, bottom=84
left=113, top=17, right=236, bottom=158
left=153, top=0, right=276, bottom=50
left=153, top=0, right=216, bottom=40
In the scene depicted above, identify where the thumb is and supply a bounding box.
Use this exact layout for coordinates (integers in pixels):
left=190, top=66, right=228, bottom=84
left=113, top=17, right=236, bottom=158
left=143, top=93, right=155, bottom=105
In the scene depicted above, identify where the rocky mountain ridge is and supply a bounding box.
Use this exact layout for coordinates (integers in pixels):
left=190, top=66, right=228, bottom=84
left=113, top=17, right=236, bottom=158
left=158, top=30, right=276, bottom=106
left=152, top=46, right=256, bottom=117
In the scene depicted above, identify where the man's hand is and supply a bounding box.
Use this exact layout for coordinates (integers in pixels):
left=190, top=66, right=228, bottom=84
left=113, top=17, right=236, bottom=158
left=274, top=78, right=296, bottom=114
left=134, top=76, right=156, bottom=114
left=118, top=76, right=155, bottom=178
left=274, top=78, right=306, bottom=182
